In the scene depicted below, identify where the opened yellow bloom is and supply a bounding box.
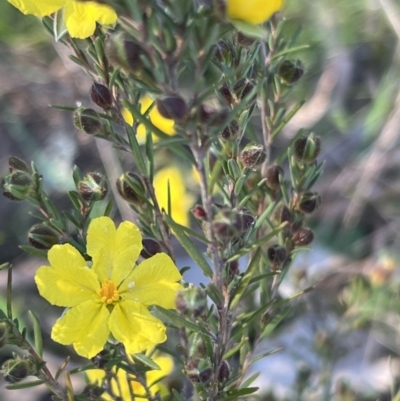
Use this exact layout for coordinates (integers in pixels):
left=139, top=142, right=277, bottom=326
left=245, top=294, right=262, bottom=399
left=154, top=166, right=195, bottom=227
left=35, top=216, right=182, bottom=359
left=86, top=352, right=173, bottom=399
left=122, top=96, right=175, bottom=143
left=227, top=0, right=283, bottom=25
left=7, top=0, right=117, bottom=39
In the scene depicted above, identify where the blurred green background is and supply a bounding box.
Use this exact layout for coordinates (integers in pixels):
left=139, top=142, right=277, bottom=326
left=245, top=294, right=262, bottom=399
left=1, top=0, right=400, bottom=400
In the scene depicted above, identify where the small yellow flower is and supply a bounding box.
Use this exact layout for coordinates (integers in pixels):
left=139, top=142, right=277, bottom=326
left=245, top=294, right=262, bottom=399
left=86, top=352, right=173, bottom=400
left=35, top=216, right=182, bottom=359
left=227, top=0, right=283, bottom=25
left=122, top=96, right=175, bottom=143
left=7, top=0, right=117, bottom=39
left=154, top=166, right=196, bottom=227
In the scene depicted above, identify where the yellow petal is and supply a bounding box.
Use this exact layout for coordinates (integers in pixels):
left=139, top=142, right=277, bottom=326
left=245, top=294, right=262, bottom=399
left=109, top=300, right=166, bottom=354
left=122, top=107, right=134, bottom=126
left=112, top=220, right=142, bottom=286
left=35, top=244, right=100, bottom=307
left=64, top=0, right=117, bottom=39
left=227, top=0, right=283, bottom=25
left=154, top=166, right=195, bottom=227
left=120, top=253, right=182, bottom=309
left=147, top=354, right=173, bottom=395
left=52, top=300, right=110, bottom=359
left=7, top=0, right=65, bottom=16
left=87, top=216, right=116, bottom=283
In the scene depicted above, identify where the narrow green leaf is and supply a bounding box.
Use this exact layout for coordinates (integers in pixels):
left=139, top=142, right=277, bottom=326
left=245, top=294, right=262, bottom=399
left=164, top=215, right=213, bottom=278
left=272, top=45, right=310, bottom=60
left=172, top=389, right=186, bottom=401
left=240, top=372, right=261, bottom=389
left=5, top=380, right=45, bottom=390
left=250, top=347, right=282, bottom=364
left=230, top=248, right=261, bottom=309
left=125, top=124, right=148, bottom=177
left=53, top=9, right=67, bottom=42
left=55, top=357, right=70, bottom=380
left=154, top=306, right=212, bottom=337
left=220, top=387, right=259, bottom=400
left=231, top=19, right=267, bottom=39
left=7, top=264, right=12, bottom=319
left=19, top=245, right=47, bottom=259
left=28, top=311, right=43, bottom=358
left=223, top=336, right=248, bottom=359
left=132, top=353, right=161, bottom=370
left=271, top=100, right=305, bottom=140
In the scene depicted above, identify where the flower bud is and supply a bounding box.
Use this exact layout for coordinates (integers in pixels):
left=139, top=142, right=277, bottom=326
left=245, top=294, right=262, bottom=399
left=213, top=40, right=230, bottom=62
left=236, top=32, right=255, bottom=47
left=218, top=360, right=230, bottom=382
left=156, top=95, right=187, bottom=122
left=292, top=227, right=314, bottom=246
left=273, top=204, right=292, bottom=224
left=186, top=359, right=213, bottom=384
left=78, top=172, right=108, bottom=202
left=105, top=34, right=144, bottom=73
left=221, top=120, right=239, bottom=140
left=81, top=384, right=103, bottom=400
left=73, top=108, right=102, bottom=136
left=91, top=349, right=111, bottom=369
left=277, top=59, right=305, bottom=85
left=0, top=323, right=9, bottom=349
left=264, top=164, right=284, bottom=191
left=116, top=172, right=146, bottom=205
left=2, top=171, right=34, bottom=201
left=90, top=82, right=113, bottom=110
left=8, top=156, right=30, bottom=174
left=240, top=144, right=267, bottom=168
left=2, top=358, right=31, bottom=383
left=140, top=238, right=162, bottom=259
left=293, top=134, right=321, bottom=164
left=28, top=224, right=60, bottom=250
left=297, top=192, right=321, bottom=214
left=267, top=245, right=288, bottom=269
left=191, top=205, right=207, bottom=220
left=233, top=79, right=256, bottom=105
left=176, top=285, right=207, bottom=318
left=219, top=83, right=234, bottom=106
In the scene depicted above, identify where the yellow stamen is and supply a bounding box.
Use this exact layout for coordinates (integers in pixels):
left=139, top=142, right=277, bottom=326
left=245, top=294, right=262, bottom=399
left=99, top=279, right=120, bottom=304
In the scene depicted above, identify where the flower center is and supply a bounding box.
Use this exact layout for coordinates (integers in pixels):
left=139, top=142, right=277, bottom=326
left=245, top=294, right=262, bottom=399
left=99, top=279, right=120, bottom=304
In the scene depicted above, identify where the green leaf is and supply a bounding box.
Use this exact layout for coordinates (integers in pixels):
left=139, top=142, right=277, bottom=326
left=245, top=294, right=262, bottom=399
left=164, top=215, right=213, bottom=278
left=172, top=389, right=186, bottom=401
left=19, top=245, right=47, bottom=259
left=250, top=347, right=282, bottom=364
left=230, top=248, right=261, bottom=309
left=28, top=311, right=43, bottom=358
left=220, top=387, right=259, bottom=400
left=154, top=306, right=212, bottom=337
left=53, top=9, right=67, bottom=42
left=5, top=380, right=45, bottom=390
left=132, top=353, right=161, bottom=370
left=231, top=19, right=267, bottom=39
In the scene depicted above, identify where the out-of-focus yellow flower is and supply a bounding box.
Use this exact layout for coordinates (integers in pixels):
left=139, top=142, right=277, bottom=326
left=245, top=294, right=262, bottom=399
left=35, top=216, right=182, bottom=359
left=122, top=96, right=175, bottom=143
left=7, top=0, right=117, bottom=39
left=154, top=166, right=195, bottom=227
left=86, top=352, right=173, bottom=400
left=227, top=0, right=283, bottom=25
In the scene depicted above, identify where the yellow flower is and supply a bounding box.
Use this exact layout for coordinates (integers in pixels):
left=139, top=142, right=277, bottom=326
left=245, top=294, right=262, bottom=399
left=154, top=166, right=195, bottom=227
left=86, top=352, right=173, bottom=400
left=122, top=96, right=175, bottom=143
left=227, top=0, right=283, bottom=25
left=7, top=0, right=117, bottom=39
left=35, top=216, right=182, bottom=359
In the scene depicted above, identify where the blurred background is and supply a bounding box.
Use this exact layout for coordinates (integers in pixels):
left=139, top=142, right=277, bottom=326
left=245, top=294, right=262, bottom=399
left=1, top=0, right=400, bottom=400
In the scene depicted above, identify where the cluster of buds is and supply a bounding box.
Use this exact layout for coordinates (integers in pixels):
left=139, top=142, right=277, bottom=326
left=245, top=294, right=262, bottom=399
left=77, top=172, right=109, bottom=202
left=2, top=156, right=35, bottom=201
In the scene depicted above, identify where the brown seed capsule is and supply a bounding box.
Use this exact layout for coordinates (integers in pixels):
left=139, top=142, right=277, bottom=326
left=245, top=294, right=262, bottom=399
left=277, top=59, right=305, bottom=85
left=236, top=32, right=256, bottom=47
left=267, top=245, right=288, bottom=268
left=156, top=95, right=187, bottom=121
left=78, top=172, right=108, bottom=202
left=221, top=120, right=239, bottom=140
left=264, top=164, right=284, bottom=191
left=293, top=227, right=314, bottom=246
left=240, top=144, right=267, bottom=168
left=233, top=79, right=255, bottom=104
left=191, top=205, right=207, bottom=220
left=199, top=104, right=229, bottom=126
left=91, top=349, right=111, bottom=369
left=218, top=360, right=230, bottom=382
left=297, top=192, right=321, bottom=214
left=2, top=359, right=31, bottom=384
left=293, top=134, right=321, bottom=164
left=90, top=82, right=113, bottom=110
left=28, top=224, right=60, bottom=250
left=140, top=238, right=162, bottom=259
left=273, top=204, right=292, bottom=224
left=116, top=172, right=146, bottom=205
left=219, top=83, right=234, bottom=106
left=73, top=108, right=102, bottom=135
